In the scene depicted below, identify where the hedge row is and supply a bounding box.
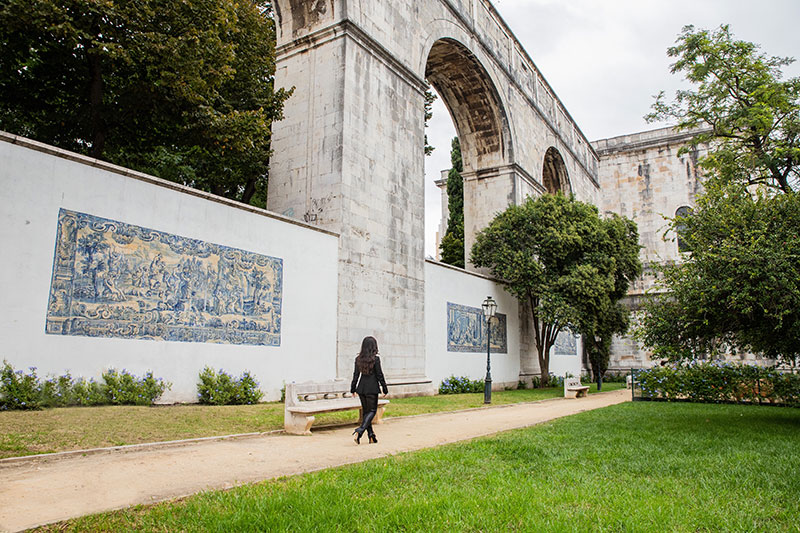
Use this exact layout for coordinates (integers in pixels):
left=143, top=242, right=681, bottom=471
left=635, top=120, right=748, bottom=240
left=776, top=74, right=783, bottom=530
left=1, top=362, right=265, bottom=410
left=0, top=362, right=170, bottom=410
left=634, top=361, right=800, bottom=406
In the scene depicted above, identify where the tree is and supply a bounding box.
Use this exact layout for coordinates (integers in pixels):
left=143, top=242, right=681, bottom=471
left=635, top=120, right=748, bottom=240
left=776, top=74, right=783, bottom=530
left=471, top=194, right=641, bottom=385
left=424, top=89, right=437, bottom=157
left=0, top=0, right=291, bottom=207
left=639, top=26, right=800, bottom=365
left=647, top=24, right=800, bottom=193
left=579, top=213, right=643, bottom=387
left=440, top=137, right=465, bottom=267
left=638, top=183, right=800, bottom=364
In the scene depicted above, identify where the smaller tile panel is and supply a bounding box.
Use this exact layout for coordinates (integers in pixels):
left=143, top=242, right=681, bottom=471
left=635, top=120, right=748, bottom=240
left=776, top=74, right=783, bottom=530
left=447, top=302, right=507, bottom=353
left=46, top=209, right=283, bottom=345
left=552, top=330, right=578, bottom=356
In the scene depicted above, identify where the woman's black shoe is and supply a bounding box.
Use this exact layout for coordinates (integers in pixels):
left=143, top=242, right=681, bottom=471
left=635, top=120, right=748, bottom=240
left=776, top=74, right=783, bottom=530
left=368, top=434, right=377, bottom=444
left=353, top=429, right=362, bottom=444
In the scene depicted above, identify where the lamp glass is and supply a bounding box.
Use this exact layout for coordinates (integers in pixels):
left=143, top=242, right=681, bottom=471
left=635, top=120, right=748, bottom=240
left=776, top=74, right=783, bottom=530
left=482, top=296, right=497, bottom=318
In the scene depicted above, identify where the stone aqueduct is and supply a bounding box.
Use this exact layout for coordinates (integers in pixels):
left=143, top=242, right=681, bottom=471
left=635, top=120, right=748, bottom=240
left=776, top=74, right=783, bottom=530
left=268, top=0, right=600, bottom=388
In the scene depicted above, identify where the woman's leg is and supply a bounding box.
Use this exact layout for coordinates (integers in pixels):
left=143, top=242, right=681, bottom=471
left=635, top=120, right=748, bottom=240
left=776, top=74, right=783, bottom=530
left=362, top=394, right=378, bottom=437
left=356, top=394, right=378, bottom=434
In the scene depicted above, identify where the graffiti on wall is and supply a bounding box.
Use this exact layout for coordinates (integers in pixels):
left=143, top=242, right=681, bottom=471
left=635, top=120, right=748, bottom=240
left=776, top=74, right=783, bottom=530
left=552, top=330, right=578, bottom=356
left=446, top=302, right=507, bottom=353
left=46, top=209, right=283, bottom=345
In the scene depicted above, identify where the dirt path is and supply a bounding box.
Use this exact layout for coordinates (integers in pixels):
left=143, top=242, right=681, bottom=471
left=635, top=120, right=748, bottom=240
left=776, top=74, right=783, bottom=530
left=0, top=389, right=630, bottom=532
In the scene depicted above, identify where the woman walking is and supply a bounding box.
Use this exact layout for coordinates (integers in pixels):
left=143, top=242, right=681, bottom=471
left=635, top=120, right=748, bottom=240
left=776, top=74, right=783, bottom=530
left=351, top=336, right=388, bottom=444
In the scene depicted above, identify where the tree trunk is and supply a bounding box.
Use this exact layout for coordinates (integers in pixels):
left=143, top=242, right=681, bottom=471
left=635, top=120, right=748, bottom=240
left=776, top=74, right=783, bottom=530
left=241, top=177, right=257, bottom=204
left=87, top=48, right=106, bottom=159
left=528, top=294, right=559, bottom=386
left=538, top=351, right=550, bottom=386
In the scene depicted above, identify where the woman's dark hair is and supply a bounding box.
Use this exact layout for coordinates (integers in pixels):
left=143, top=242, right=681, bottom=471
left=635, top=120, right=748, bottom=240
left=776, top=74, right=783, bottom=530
left=356, top=336, right=379, bottom=374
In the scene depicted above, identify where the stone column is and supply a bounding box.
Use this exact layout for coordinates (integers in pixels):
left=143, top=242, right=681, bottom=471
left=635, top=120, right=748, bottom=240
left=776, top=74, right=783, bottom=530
left=269, top=9, right=433, bottom=395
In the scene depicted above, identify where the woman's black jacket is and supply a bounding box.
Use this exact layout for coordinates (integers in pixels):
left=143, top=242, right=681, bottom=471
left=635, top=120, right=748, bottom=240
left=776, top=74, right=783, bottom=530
left=351, top=356, right=388, bottom=395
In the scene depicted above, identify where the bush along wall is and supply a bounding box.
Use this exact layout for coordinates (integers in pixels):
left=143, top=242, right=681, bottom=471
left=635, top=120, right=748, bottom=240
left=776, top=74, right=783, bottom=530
left=633, top=361, right=800, bottom=406
left=439, top=375, right=484, bottom=394
left=0, top=361, right=171, bottom=410
left=197, top=367, right=263, bottom=405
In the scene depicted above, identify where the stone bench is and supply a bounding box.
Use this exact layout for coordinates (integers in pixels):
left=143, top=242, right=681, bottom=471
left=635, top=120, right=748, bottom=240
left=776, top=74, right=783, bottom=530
left=564, top=377, right=589, bottom=399
left=284, top=380, right=389, bottom=435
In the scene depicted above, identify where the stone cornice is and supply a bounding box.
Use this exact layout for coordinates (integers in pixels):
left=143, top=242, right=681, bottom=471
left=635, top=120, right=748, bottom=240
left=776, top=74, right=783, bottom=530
left=276, top=20, right=428, bottom=95
left=461, top=163, right=547, bottom=196
left=593, top=127, right=711, bottom=157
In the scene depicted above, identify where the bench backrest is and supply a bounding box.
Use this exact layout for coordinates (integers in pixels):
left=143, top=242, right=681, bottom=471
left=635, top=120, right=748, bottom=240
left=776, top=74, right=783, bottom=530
left=285, top=380, right=352, bottom=407
left=564, top=377, right=583, bottom=390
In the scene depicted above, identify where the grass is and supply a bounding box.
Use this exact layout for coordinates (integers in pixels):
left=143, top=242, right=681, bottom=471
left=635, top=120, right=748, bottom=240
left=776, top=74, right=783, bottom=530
left=0, top=383, right=625, bottom=459
left=35, top=401, right=800, bottom=532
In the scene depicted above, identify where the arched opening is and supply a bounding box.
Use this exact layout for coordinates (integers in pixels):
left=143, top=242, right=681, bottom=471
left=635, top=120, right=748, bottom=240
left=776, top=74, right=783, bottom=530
left=425, top=38, right=510, bottom=173
left=423, top=38, right=511, bottom=261
left=542, top=147, right=570, bottom=194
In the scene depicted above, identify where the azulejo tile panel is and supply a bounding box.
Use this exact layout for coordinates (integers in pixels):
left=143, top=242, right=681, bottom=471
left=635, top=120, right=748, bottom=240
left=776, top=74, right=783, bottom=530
left=446, top=302, right=507, bottom=353
left=552, top=330, right=578, bottom=356
left=46, top=209, right=283, bottom=345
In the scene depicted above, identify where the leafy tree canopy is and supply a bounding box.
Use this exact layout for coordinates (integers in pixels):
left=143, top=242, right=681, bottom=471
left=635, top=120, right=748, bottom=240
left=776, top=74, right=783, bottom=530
left=647, top=24, right=800, bottom=194
left=0, top=0, right=291, bottom=207
left=640, top=26, right=800, bottom=365
left=440, top=137, right=464, bottom=267
left=638, top=183, right=800, bottom=364
left=471, top=194, right=641, bottom=384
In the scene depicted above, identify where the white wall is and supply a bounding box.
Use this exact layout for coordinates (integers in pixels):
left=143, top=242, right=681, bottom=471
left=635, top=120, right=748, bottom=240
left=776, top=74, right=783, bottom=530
left=424, top=261, right=520, bottom=389
left=548, top=333, right=584, bottom=379
left=0, top=134, right=340, bottom=402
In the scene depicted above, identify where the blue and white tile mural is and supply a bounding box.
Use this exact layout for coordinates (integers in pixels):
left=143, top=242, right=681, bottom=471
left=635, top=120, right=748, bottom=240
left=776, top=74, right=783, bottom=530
left=552, top=330, right=579, bottom=356
left=446, top=302, right=507, bottom=353
left=46, top=209, right=283, bottom=345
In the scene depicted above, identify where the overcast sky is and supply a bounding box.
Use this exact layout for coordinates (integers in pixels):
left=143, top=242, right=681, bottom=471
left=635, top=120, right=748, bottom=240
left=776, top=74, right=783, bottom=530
left=424, top=0, right=800, bottom=257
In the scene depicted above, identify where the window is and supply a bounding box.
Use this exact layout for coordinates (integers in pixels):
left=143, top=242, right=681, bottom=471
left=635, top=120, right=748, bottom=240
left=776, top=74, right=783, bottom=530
left=675, top=206, right=692, bottom=252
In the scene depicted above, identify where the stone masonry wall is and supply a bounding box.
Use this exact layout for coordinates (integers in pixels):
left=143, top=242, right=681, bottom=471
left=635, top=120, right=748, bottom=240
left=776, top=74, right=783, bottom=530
left=595, top=127, right=705, bottom=371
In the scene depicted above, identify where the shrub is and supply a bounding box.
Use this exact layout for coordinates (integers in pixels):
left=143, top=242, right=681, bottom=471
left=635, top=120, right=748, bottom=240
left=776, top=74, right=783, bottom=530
left=103, top=369, right=170, bottom=406
left=634, top=361, right=800, bottom=406
left=39, top=373, right=75, bottom=408
left=0, top=361, right=170, bottom=410
left=549, top=374, right=566, bottom=389
left=0, top=362, right=41, bottom=410
left=601, top=372, right=630, bottom=383
left=71, top=378, right=107, bottom=406
left=197, top=367, right=264, bottom=405
left=439, top=375, right=484, bottom=395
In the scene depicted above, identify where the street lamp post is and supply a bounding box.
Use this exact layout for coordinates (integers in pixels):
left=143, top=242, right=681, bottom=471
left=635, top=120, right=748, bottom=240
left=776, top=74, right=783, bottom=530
left=482, top=296, right=497, bottom=404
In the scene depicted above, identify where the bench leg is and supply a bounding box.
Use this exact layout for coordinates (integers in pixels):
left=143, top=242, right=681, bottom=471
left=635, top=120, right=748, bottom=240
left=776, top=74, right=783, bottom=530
left=577, top=389, right=587, bottom=398
left=564, top=389, right=577, bottom=399
left=374, top=405, right=386, bottom=425
left=285, top=412, right=315, bottom=435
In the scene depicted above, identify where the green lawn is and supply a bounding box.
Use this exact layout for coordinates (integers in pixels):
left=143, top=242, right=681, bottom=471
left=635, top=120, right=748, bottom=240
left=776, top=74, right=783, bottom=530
left=0, top=383, right=624, bottom=458
left=36, top=401, right=800, bottom=532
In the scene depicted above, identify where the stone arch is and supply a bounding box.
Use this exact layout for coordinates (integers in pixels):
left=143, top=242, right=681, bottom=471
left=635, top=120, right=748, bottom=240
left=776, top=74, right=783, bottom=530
left=542, top=146, right=571, bottom=194
left=424, top=38, right=512, bottom=173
